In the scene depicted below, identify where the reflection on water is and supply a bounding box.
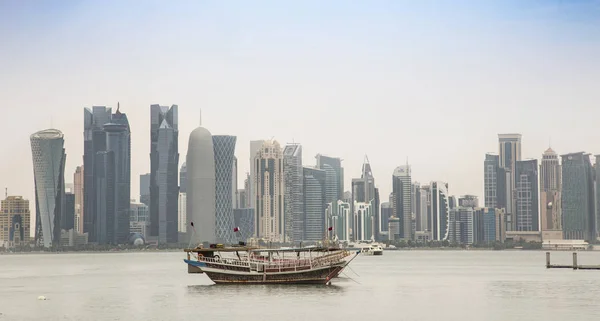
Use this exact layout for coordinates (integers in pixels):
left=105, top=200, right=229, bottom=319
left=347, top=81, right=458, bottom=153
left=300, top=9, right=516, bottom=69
left=187, top=283, right=344, bottom=296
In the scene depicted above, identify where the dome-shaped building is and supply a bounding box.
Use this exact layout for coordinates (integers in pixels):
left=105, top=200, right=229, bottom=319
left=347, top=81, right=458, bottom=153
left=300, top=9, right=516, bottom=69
left=186, top=126, right=216, bottom=244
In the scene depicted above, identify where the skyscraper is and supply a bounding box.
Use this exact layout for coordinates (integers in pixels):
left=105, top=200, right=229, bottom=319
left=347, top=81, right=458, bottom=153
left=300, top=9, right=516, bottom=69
left=104, top=110, right=131, bottom=244
left=150, top=104, right=179, bottom=244
left=561, top=152, right=595, bottom=240
left=213, top=135, right=237, bottom=244
left=178, top=162, right=187, bottom=233
left=352, top=157, right=379, bottom=240
left=420, top=185, right=431, bottom=234
left=380, top=202, right=392, bottom=233
left=232, top=156, right=238, bottom=209
left=84, top=106, right=112, bottom=242
left=249, top=140, right=265, bottom=209
left=498, top=134, right=522, bottom=231
left=316, top=154, right=344, bottom=201
left=392, top=165, right=412, bottom=240
left=303, top=167, right=327, bottom=241
left=186, top=126, right=216, bottom=244
left=139, top=173, right=150, bottom=207
left=73, top=166, right=84, bottom=234
left=412, top=182, right=422, bottom=231
left=353, top=201, right=373, bottom=241
left=328, top=200, right=351, bottom=242
left=0, top=196, right=30, bottom=246
left=254, top=140, right=284, bottom=242
left=515, top=159, right=539, bottom=232
left=283, top=143, right=303, bottom=242
left=31, top=129, right=66, bottom=248
left=430, top=181, right=449, bottom=241
left=63, top=193, right=75, bottom=231
left=458, top=195, right=479, bottom=208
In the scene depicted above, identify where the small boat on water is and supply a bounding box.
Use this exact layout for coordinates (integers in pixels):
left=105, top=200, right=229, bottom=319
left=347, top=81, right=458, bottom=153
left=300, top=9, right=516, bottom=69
left=360, top=244, right=383, bottom=256
left=183, top=244, right=359, bottom=285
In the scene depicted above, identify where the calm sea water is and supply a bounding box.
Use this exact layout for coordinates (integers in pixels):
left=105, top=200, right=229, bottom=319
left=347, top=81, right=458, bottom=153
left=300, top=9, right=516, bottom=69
left=1, top=250, right=600, bottom=321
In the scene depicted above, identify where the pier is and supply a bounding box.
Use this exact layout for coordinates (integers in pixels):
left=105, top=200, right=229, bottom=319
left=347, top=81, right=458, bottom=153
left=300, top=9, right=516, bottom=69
left=545, top=252, right=600, bottom=270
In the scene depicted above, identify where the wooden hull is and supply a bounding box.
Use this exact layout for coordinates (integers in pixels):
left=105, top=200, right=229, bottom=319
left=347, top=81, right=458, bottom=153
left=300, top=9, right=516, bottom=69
left=184, top=259, right=345, bottom=285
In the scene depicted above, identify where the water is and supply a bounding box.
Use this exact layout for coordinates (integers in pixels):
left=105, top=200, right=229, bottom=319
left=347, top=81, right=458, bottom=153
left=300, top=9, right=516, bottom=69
left=1, top=250, right=600, bottom=321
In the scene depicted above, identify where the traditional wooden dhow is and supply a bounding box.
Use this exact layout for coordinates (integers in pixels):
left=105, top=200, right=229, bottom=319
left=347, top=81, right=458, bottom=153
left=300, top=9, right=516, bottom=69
left=183, top=244, right=359, bottom=285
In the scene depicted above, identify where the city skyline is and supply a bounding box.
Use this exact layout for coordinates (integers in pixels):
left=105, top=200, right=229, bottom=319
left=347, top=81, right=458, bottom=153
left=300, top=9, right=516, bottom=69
left=4, top=2, right=600, bottom=214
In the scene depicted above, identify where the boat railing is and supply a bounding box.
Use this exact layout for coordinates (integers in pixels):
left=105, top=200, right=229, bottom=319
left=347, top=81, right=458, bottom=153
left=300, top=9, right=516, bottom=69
left=197, top=256, right=250, bottom=268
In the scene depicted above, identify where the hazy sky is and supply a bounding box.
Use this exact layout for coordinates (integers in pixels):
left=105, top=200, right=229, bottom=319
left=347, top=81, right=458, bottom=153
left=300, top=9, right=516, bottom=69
left=1, top=0, right=600, bottom=208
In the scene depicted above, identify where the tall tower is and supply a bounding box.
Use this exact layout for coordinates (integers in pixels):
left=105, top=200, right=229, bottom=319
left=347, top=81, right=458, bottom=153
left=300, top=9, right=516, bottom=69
left=561, top=152, right=595, bottom=240
left=303, top=167, right=326, bottom=241
left=186, top=126, right=216, bottom=244
left=30, top=129, right=66, bottom=248
left=498, top=134, right=522, bottom=231
left=83, top=106, right=112, bottom=242
left=104, top=108, right=131, bottom=244
left=150, top=104, right=179, bottom=244
left=352, top=156, right=379, bottom=240
left=73, top=166, right=84, bottom=234
left=392, top=165, right=412, bottom=240
left=540, top=148, right=562, bottom=237
left=283, top=143, right=303, bottom=242
left=178, top=162, right=187, bottom=233
left=249, top=140, right=265, bottom=209
left=515, top=159, right=539, bottom=231
left=213, top=135, right=237, bottom=244
left=430, top=181, right=450, bottom=241
left=254, top=140, right=284, bottom=242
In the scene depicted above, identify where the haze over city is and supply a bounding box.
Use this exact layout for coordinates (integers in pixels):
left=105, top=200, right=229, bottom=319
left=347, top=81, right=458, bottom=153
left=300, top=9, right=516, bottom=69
left=1, top=0, right=600, bottom=210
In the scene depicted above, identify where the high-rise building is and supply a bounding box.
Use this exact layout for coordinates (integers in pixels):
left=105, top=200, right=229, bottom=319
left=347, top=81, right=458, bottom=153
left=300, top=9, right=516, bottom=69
left=232, top=157, right=238, bottom=209
left=139, top=173, right=150, bottom=207
left=31, top=129, right=66, bottom=248
left=412, top=182, right=422, bottom=231
left=0, top=196, right=31, bottom=246
left=596, top=155, right=600, bottom=237
left=540, top=148, right=562, bottom=238
left=316, top=154, right=344, bottom=201
left=327, top=200, right=351, bottom=242
left=94, top=151, right=115, bottom=245
left=179, top=162, right=187, bottom=193
left=283, top=144, right=303, bottom=242
left=104, top=110, right=131, bottom=244
left=129, top=201, right=150, bottom=238
left=243, top=173, right=251, bottom=208
left=353, top=201, right=373, bottom=241
left=430, top=181, right=449, bottom=241
left=498, top=134, right=522, bottom=231
left=561, top=152, right=595, bottom=240
left=448, top=207, right=474, bottom=244
left=380, top=202, right=392, bottom=233
left=392, top=165, right=412, bottom=240
left=150, top=104, right=179, bottom=244
left=388, top=216, right=400, bottom=241
left=303, top=167, right=327, bottom=241
left=63, top=193, right=75, bottom=231
left=515, top=159, right=539, bottom=232
left=249, top=140, right=265, bottom=209
left=83, top=106, right=112, bottom=242
left=352, top=157, right=379, bottom=241
left=484, top=153, right=510, bottom=230
left=73, top=166, right=84, bottom=234
left=178, top=162, right=187, bottom=233
left=458, top=195, right=479, bottom=208
left=213, top=135, right=237, bottom=244
left=254, top=140, right=284, bottom=242
left=237, top=189, right=247, bottom=209
left=186, top=126, right=216, bottom=244
left=420, top=185, right=431, bottom=234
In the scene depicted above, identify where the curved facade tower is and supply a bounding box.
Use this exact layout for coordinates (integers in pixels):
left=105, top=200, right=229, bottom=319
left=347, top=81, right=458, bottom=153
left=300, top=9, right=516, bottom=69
left=213, top=135, right=237, bottom=244
left=30, top=129, right=66, bottom=248
left=186, top=127, right=216, bottom=244
left=431, top=181, right=450, bottom=241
